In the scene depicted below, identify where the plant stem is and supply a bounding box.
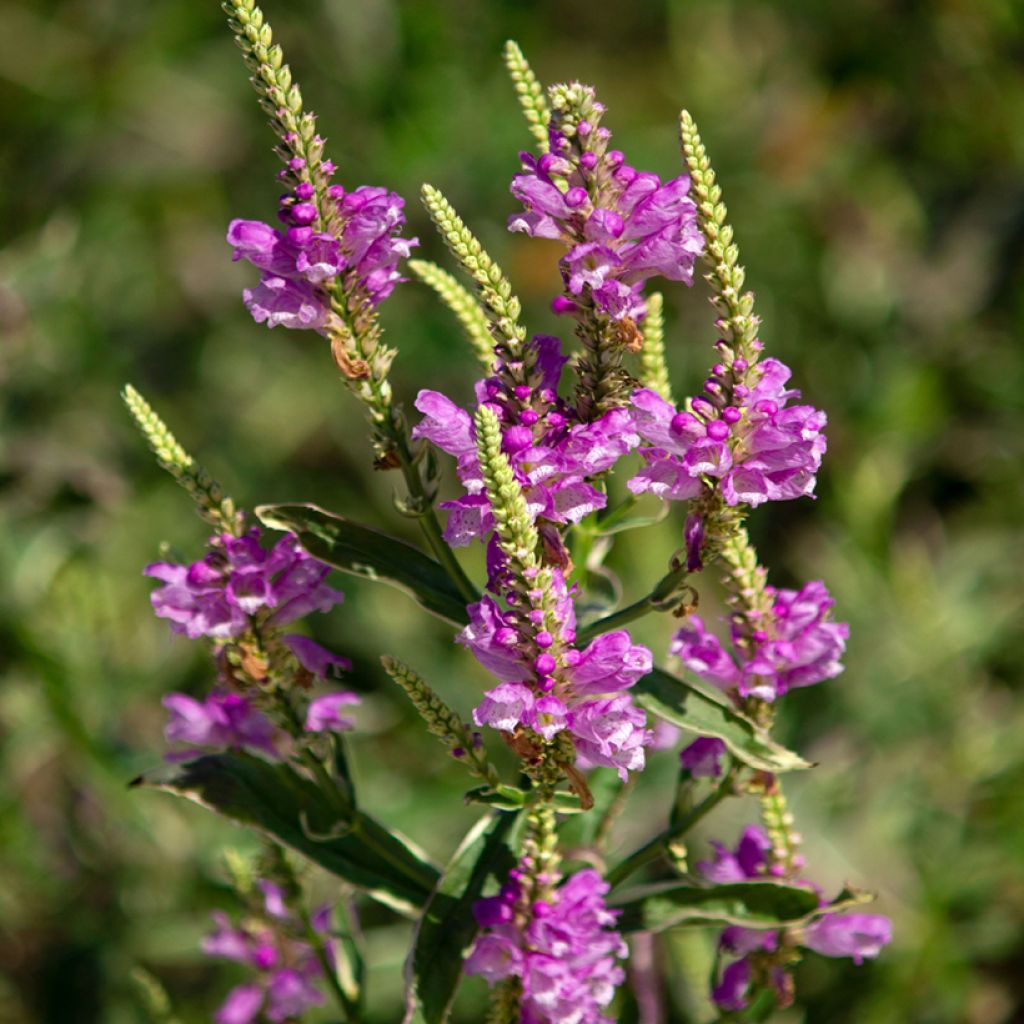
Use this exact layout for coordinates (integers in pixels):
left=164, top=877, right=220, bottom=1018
left=297, top=746, right=437, bottom=896
left=607, top=767, right=736, bottom=888
left=577, top=562, right=690, bottom=643
left=394, top=428, right=478, bottom=604
left=299, top=904, right=362, bottom=1024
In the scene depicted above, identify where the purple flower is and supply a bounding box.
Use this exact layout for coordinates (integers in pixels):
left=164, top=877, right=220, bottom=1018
left=334, top=185, right=418, bottom=305
left=701, top=827, right=893, bottom=1009
left=145, top=528, right=344, bottom=642
left=680, top=736, right=727, bottom=777
left=713, top=958, right=752, bottom=1012
left=162, top=692, right=278, bottom=760
left=802, top=914, right=893, bottom=964
left=284, top=635, right=352, bottom=679
left=508, top=92, right=703, bottom=323
left=413, top=334, right=638, bottom=552
left=570, top=695, right=649, bottom=780
left=304, top=691, right=361, bottom=733
left=472, top=682, right=535, bottom=733
left=460, top=571, right=652, bottom=780
left=228, top=178, right=415, bottom=334
left=466, top=864, right=626, bottom=1024
left=628, top=358, right=827, bottom=511
left=698, top=825, right=772, bottom=883
left=203, top=885, right=333, bottom=1024
left=670, top=581, right=849, bottom=703
left=215, top=984, right=264, bottom=1024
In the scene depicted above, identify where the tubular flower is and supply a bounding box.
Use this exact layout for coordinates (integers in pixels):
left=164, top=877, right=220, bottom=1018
left=699, top=826, right=892, bottom=1012
left=670, top=580, right=849, bottom=703
left=628, top=358, right=827, bottom=510
left=465, top=863, right=626, bottom=1024
left=413, top=334, right=638, bottom=554
left=202, top=882, right=334, bottom=1024
left=228, top=175, right=416, bottom=333
left=509, top=84, right=703, bottom=324
left=459, top=569, right=652, bottom=780
left=145, top=527, right=346, bottom=676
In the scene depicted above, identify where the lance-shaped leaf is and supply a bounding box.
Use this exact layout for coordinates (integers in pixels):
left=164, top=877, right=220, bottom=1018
left=611, top=879, right=821, bottom=934
left=256, top=503, right=471, bottom=626
left=134, top=753, right=439, bottom=916
left=404, top=812, right=522, bottom=1024
left=635, top=667, right=812, bottom=774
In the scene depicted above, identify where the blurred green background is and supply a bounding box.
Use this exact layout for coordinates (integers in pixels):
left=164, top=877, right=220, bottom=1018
left=2, top=0, right=1023, bottom=1021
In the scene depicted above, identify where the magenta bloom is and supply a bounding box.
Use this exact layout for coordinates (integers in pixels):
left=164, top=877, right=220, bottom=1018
left=228, top=176, right=415, bottom=333
left=162, top=692, right=278, bottom=760
left=466, top=864, right=626, bottom=1024
left=202, top=883, right=332, bottom=1024
left=460, top=570, right=652, bottom=780
left=145, top=528, right=344, bottom=654
left=700, top=827, right=893, bottom=1011
left=670, top=580, right=849, bottom=703
left=414, top=335, right=638, bottom=551
left=802, top=914, right=893, bottom=964
left=680, top=736, right=728, bottom=777
left=304, top=691, right=361, bottom=733
left=508, top=89, right=703, bottom=323
left=628, top=358, right=827, bottom=511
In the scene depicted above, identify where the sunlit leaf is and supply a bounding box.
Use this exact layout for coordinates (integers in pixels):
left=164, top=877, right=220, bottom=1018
left=635, top=668, right=812, bottom=773
left=135, top=753, right=439, bottom=916
left=404, top=812, right=521, bottom=1023
left=256, top=503, right=471, bottom=625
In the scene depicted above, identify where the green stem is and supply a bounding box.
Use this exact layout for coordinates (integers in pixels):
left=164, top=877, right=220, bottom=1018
left=299, top=904, right=362, bottom=1024
left=577, top=562, right=690, bottom=644
left=394, top=429, right=478, bottom=604
left=297, top=747, right=437, bottom=895
left=607, top=766, right=736, bottom=888
left=595, top=494, right=638, bottom=531
left=594, top=776, right=636, bottom=852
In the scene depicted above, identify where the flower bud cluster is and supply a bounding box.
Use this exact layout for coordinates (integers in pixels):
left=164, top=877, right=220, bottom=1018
left=466, top=860, right=626, bottom=1024
left=699, top=826, right=892, bottom=1012
left=202, top=879, right=333, bottom=1024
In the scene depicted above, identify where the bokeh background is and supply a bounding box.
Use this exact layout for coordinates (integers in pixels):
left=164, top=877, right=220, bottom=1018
left=2, top=0, right=1023, bottom=1021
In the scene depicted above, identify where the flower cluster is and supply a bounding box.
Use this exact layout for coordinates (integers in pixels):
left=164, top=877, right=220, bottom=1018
left=414, top=334, right=638, bottom=554
left=146, top=527, right=359, bottom=759
left=146, top=527, right=347, bottom=671
left=671, top=580, right=849, bottom=703
left=700, top=826, right=892, bottom=1011
left=509, top=85, right=703, bottom=323
left=203, top=880, right=333, bottom=1024
left=628, top=358, right=827, bottom=510
left=228, top=179, right=415, bottom=332
left=466, top=863, right=626, bottom=1024
left=460, top=569, right=652, bottom=779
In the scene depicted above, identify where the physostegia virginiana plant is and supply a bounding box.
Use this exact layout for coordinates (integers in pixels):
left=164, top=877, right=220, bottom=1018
left=124, top=4, right=892, bottom=1021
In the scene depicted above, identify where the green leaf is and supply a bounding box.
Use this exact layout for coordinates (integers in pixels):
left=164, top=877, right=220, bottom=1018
left=404, top=812, right=521, bottom=1024
left=256, top=503, right=471, bottom=626
left=134, top=753, right=439, bottom=916
left=611, top=879, right=822, bottom=934
left=635, top=668, right=812, bottom=774
left=463, top=785, right=586, bottom=814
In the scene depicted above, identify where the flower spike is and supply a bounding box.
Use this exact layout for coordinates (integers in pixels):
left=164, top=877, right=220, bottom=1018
left=503, top=40, right=550, bottom=151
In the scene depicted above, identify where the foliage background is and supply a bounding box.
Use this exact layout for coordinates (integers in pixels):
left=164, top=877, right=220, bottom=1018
left=2, top=0, right=1023, bottom=1021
